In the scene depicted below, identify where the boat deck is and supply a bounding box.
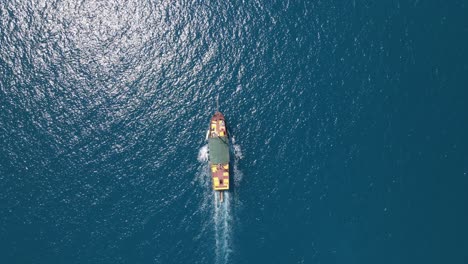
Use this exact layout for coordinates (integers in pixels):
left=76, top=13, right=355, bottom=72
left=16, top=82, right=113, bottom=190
left=211, top=163, right=229, bottom=190
left=209, top=113, right=227, bottom=138
left=209, top=112, right=229, bottom=191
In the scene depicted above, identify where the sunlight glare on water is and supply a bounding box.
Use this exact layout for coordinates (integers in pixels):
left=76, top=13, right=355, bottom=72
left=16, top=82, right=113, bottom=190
left=1, top=0, right=468, bottom=263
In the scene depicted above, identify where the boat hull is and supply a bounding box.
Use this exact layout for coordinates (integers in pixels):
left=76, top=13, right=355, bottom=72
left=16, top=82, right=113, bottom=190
left=208, top=112, right=229, bottom=191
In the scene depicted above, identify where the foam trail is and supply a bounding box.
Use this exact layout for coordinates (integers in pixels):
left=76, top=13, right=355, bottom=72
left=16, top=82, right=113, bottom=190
left=198, top=145, right=209, bottom=163
left=213, top=191, right=232, bottom=264
left=194, top=145, right=212, bottom=236
left=195, top=145, right=210, bottom=193
left=231, top=136, right=244, bottom=188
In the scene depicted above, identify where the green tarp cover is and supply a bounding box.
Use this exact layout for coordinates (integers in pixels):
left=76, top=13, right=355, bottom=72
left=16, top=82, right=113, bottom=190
left=208, top=137, right=229, bottom=164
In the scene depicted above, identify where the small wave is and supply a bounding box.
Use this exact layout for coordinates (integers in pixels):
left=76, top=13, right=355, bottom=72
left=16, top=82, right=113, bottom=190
left=195, top=145, right=213, bottom=216
left=233, top=144, right=243, bottom=160
left=198, top=144, right=209, bottom=162
left=231, top=137, right=243, bottom=187
left=231, top=136, right=243, bottom=159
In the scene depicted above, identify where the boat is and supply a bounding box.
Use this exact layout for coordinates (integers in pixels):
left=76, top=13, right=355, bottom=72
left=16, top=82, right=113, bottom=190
left=208, top=110, right=230, bottom=202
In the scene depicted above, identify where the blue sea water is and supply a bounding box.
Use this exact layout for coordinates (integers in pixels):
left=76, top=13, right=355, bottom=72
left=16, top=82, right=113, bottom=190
left=1, top=0, right=468, bottom=263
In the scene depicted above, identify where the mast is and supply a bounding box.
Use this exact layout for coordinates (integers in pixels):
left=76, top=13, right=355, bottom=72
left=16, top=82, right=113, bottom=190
left=216, top=94, right=219, bottom=112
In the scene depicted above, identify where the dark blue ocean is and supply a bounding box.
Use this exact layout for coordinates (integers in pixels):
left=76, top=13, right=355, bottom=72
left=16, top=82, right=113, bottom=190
left=1, top=1, right=468, bottom=263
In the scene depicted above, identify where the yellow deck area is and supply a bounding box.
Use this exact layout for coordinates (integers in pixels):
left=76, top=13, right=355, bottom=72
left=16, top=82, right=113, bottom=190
left=210, top=119, right=226, bottom=138
left=211, top=163, right=229, bottom=190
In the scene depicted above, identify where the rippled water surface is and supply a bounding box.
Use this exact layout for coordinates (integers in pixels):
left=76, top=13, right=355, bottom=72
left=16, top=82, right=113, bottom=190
left=1, top=1, right=468, bottom=263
